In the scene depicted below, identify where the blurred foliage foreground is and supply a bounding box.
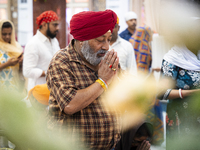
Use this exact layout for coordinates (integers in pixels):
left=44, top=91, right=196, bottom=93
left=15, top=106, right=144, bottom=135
left=168, top=92, right=200, bottom=150
left=0, top=89, right=85, bottom=150
left=1, top=72, right=200, bottom=149
left=103, top=73, right=200, bottom=149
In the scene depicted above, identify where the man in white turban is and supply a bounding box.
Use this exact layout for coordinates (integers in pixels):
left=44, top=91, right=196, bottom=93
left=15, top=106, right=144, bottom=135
left=119, top=11, right=137, bottom=41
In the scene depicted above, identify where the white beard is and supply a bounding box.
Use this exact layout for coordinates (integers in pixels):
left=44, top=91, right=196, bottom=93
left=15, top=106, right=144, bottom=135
left=81, top=41, right=107, bottom=66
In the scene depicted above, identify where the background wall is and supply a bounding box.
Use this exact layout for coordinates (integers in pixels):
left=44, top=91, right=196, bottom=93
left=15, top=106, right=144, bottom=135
left=18, top=0, right=33, bottom=48
left=33, top=0, right=66, bottom=49
left=106, top=0, right=129, bottom=33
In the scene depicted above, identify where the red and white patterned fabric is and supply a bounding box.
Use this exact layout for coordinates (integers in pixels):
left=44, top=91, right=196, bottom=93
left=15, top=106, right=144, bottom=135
left=36, top=10, right=59, bottom=29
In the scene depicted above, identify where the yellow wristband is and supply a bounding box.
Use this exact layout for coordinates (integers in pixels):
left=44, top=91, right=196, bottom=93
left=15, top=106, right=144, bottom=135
left=96, top=79, right=107, bottom=91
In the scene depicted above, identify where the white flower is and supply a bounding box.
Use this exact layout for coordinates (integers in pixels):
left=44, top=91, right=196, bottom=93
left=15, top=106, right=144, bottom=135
left=193, top=82, right=198, bottom=86
left=188, top=71, right=200, bottom=82
left=184, top=85, right=190, bottom=89
left=179, top=70, right=185, bottom=76
left=197, top=117, right=200, bottom=123
left=162, top=65, right=173, bottom=77
left=102, top=72, right=173, bottom=130
left=183, top=102, right=188, bottom=109
left=185, top=128, right=190, bottom=134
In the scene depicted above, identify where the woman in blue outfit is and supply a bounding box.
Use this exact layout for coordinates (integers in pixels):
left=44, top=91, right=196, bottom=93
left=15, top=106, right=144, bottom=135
left=160, top=42, right=200, bottom=149
left=0, top=19, right=23, bottom=90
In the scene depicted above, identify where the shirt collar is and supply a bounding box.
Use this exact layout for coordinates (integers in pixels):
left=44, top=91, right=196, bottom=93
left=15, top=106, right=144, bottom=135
left=36, top=30, right=50, bottom=43
left=67, top=39, right=86, bottom=65
left=126, top=28, right=134, bottom=35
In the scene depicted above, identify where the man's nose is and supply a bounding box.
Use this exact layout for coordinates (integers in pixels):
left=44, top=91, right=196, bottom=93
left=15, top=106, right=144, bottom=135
left=56, top=25, right=59, bottom=31
left=102, top=41, right=110, bottom=51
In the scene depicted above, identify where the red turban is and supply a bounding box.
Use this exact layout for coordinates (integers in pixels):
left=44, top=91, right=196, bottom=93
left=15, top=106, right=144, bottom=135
left=70, top=9, right=117, bottom=41
left=36, top=10, right=59, bottom=29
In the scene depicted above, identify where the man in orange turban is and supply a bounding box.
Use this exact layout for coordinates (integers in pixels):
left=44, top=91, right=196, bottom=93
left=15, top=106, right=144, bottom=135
left=46, top=10, right=121, bottom=149
left=28, top=83, right=50, bottom=106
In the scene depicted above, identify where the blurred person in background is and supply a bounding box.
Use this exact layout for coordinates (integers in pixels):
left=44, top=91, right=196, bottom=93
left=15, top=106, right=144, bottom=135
left=28, top=83, right=50, bottom=113
left=115, top=122, right=153, bottom=150
left=46, top=10, right=121, bottom=149
left=129, top=25, right=154, bottom=75
left=119, top=11, right=137, bottom=41
left=159, top=18, right=200, bottom=150
left=0, top=19, right=24, bottom=91
left=130, top=25, right=164, bottom=146
left=0, top=19, right=24, bottom=149
left=109, top=17, right=137, bottom=75
left=23, top=10, right=60, bottom=92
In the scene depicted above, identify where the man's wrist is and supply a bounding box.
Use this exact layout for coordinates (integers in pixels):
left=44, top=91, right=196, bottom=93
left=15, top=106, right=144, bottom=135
left=96, top=78, right=108, bottom=91
left=99, top=77, right=108, bottom=86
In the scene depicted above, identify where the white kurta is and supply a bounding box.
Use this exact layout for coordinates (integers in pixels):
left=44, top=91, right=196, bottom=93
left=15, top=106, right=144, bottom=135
left=23, top=30, right=60, bottom=91
left=109, top=36, right=137, bottom=75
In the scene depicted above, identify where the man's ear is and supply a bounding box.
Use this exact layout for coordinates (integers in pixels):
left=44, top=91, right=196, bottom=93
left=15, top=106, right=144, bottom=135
left=41, top=22, right=47, bottom=29
left=118, top=25, right=120, bottom=31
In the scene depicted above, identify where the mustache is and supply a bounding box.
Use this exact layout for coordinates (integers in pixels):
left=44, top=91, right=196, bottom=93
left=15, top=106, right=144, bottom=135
left=97, top=50, right=107, bottom=55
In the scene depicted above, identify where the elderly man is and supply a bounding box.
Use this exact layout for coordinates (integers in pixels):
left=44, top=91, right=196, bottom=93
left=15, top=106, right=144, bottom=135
left=46, top=10, right=121, bottom=149
left=110, top=17, right=137, bottom=75
left=23, top=10, right=60, bottom=91
left=119, top=11, right=137, bottom=41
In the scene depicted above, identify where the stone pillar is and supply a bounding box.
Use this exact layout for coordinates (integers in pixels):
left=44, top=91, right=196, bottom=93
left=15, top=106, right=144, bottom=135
left=9, top=0, right=18, bottom=38
left=91, top=0, right=106, bottom=11
left=33, top=0, right=66, bottom=48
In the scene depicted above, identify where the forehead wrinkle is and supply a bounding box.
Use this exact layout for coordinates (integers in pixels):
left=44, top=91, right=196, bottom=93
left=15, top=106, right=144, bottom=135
left=98, top=34, right=112, bottom=38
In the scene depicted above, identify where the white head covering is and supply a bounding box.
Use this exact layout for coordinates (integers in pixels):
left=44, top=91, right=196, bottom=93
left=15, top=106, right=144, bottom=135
left=125, top=11, right=137, bottom=21
left=163, top=45, right=200, bottom=71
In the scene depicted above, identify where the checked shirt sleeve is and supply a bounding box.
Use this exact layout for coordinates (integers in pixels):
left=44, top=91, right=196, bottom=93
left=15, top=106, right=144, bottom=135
left=46, top=53, right=77, bottom=112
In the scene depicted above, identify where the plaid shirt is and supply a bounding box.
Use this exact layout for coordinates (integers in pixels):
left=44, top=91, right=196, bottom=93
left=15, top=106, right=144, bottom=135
left=46, top=39, right=120, bottom=149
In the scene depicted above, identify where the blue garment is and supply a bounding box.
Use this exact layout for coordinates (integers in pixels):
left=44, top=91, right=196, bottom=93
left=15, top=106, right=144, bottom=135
left=146, top=100, right=164, bottom=145
left=161, top=59, right=200, bottom=149
left=0, top=49, right=15, bottom=90
left=119, top=28, right=133, bottom=41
